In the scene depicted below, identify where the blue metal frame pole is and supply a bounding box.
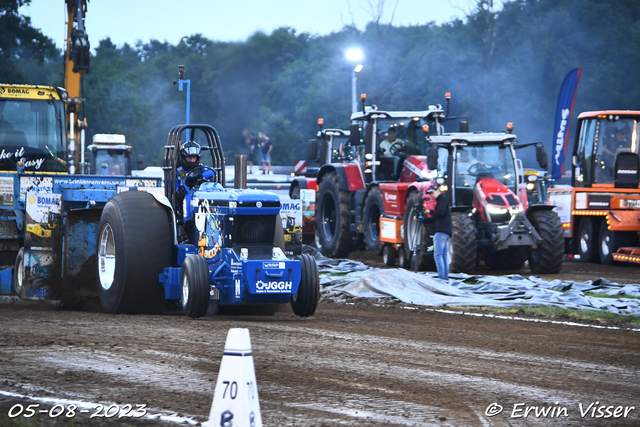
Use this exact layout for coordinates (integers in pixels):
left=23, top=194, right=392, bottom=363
left=178, top=79, right=191, bottom=124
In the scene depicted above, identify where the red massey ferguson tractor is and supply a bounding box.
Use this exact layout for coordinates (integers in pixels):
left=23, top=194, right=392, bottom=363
left=417, top=132, right=564, bottom=273
left=315, top=102, right=564, bottom=273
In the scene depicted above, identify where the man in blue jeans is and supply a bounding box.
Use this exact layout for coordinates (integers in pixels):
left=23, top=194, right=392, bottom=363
left=424, top=184, right=452, bottom=280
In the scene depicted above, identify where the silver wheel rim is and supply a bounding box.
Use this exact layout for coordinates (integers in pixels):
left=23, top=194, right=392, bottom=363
left=16, top=255, right=23, bottom=292
left=580, top=232, right=589, bottom=254
left=407, top=207, right=419, bottom=252
left=601, top=233, right=610, bottom=256
left=182, top=271, right=189, bottom=306
left=98, top=224, right=116, bottom=291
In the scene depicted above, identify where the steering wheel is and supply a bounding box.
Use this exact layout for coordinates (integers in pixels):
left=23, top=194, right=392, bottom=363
left=467, top=162, right=490, bottom=176
left=389, top=141, right=404, bottom=156
left=185, top=165, right=216, bottom=186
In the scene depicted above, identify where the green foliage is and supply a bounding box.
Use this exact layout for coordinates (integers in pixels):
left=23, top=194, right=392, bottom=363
left=6, top=0, right=640, bottom=170
left=0, top=0, right=57, bottom=83
left=455, top=305, right=640, bottom=325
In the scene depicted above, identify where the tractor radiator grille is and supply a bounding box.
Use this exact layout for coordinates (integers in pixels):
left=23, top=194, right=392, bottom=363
left=233, top=214, right=276, bottom=245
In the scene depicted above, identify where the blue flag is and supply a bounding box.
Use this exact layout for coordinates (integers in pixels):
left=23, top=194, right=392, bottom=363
left=551, top=68, right=581, bottom=181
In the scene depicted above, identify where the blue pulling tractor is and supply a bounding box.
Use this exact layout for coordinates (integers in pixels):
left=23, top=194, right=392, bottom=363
left=96, top=124, right=320, bottom=318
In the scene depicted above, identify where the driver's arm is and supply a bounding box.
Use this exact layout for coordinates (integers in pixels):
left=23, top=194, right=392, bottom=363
left=602, top=144, right=615, bottom=156
left=185, top=166, right=216, bottom=188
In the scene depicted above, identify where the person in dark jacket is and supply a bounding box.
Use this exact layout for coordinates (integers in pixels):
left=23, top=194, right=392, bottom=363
left=425, top=184, right=452, bottom=280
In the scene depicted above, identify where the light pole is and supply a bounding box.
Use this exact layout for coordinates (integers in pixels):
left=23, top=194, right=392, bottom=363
left=173, top=65, right=191, bottom=124
left=345, top=49, right=363, bottom=116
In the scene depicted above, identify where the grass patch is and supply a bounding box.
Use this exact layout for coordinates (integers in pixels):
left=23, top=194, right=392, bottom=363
left=584, top=292, right=640, bottom=300
left=450, top=305, right=640, bottom=326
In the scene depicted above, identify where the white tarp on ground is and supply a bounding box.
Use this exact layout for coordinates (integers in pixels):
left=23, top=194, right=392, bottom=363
left=303, top=247, right=640, bottom=316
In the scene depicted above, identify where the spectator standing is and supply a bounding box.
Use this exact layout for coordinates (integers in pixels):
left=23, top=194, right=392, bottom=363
left=259, top=132, right=273, bottom=174
left=240, top=128, right=254, bottom=174
left=424, top=184, right=452, bottom=280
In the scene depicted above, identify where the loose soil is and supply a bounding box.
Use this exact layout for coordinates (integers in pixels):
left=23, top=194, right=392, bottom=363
left=1, top=258, right=639, bottom=426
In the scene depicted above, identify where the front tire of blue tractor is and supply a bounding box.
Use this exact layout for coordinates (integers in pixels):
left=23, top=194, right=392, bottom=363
left=97, top=191, right=172, bottom=314
left=290, top=254, right=319, bottom=317
left=181, top=254, right=210, bottom=319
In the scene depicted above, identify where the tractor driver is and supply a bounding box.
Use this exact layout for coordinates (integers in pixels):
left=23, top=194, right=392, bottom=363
left=599, top=126, right=632, bottom=182
left=177, top=140, right=216, bottom=189
left=379, top=126, right=404, bottom=157
left=602, top=127, right=631, bottom=161
left=176, top=141, right=217, bottom=235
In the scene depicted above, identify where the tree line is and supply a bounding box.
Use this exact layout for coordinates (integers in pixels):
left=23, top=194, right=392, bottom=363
left=3, top=0, right=640, bottom=169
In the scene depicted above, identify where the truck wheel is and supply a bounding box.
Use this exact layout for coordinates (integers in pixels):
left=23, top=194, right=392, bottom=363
left=527, top=210, right=564, bottom=274
left=97, top=191, right=172, bottom=314
left=291, top=254, right=319, bottom=317
left=181, top=254, right=210, bottom=319
left=317, top=172, right=351, bottom=257
left=599, top=219, right=634, bottom=265
left=382, top=245, right=396, bottom=266
left=576, top=218, right=598, bottom=263
left=450, top=212, right=477, bottom=273
left=363, top=186, right=385, bottom=255
left=403, top=192, right=434, bottom=271
left=14, top=248, right=24, bottom=297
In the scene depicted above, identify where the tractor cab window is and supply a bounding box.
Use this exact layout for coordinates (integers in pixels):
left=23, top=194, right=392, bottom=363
left=574, top=118, right=596, bottom=185
left=330, top=135, right=353, bottom=162
left=95, top=149, right=128, bottom=175
left=454, top=146, right=482, bottom=188
left=0, top=99, right=67, bottom=172
left=376, top=118, right=430, bottom=158
left=454, top=144, right=517, bottom=205
left=594, top=118, right=637, bottom=184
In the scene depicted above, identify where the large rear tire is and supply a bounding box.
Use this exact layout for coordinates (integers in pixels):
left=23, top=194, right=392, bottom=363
left=317, top=172, right=352, bottom=257
left=576, top=217, right=598, bottom=263
left=363, top=186, right=385, bottom=255
left=290, top=254, right=319, bottom=317
left=403, top=192, right=434, bottom=271
left=181, top=254, right=210, bottom=319
left=97, top=191, right=172, bottom=314
left=527, top=210, right=564, bottom=274
left=450, top=212, right=476, bottom=273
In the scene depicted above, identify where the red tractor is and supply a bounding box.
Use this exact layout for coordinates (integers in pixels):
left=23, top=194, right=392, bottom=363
left=315, top=99, right=451, bottom=266
left=416, top=132, right=563, bottom=273
left=315, top=97, right=563, bottom=273
left=290, top=121, right=352, bottom=244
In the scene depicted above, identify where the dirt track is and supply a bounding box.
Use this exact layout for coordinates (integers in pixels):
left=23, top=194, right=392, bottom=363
left=1, top=257, right=640, bottom=427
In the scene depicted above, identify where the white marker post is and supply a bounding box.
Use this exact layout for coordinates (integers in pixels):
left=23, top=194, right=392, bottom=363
left=206, top=328, right=262, bottom=427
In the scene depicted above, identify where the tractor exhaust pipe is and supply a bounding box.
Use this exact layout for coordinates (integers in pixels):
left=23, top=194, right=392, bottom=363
left=234, top=154, right=247, bottom=189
